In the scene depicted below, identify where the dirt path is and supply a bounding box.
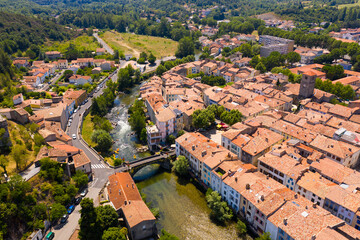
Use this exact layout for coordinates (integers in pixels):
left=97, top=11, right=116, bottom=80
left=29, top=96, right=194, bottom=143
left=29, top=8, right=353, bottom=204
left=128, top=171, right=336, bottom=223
left=112, top=35, right=141, bottom=57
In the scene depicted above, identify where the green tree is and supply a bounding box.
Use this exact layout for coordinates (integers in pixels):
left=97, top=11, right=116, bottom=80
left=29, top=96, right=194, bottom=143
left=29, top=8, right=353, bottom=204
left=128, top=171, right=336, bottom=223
left=205, top=190, right=233, bottom=223
left=140, top=128, right=147, bottom=144
left=255, top=232, right=271, bottom=240
left=0, top=155, right=8, bottom=173
left=72, top=170, right=88, bottom=188
left=166, top=135, right=176, bottom=145
left=175, top=37, right=195, bottom=58
left=34, top=133, right=45, bottom=147
left=239, top=43, right=253, bottom=57
left=249, top=55, right=260, bottom=68
left=172, top=155, right=189, bottom=177
left=286, top=52, right=301, bottom=67
left=117, top=68, right=131, bottom=91
left=102, top=227, right=127, bottom=240
left=39, top=157, right=64, bottom=182
left=177, top=130, right=185, bottom=137
left=128, top=106, right=146, bottom=137
left=96, top=205, right=119, bottom=232
left=65, top=43, right=79, bottom=61
left=91, top=130, right=112, bottom=153
left=164, top=61, right=175, bottom=70
left=156, top=64, right=167, bottom=76
left=322, top=64, right=345, bottom=80
left=79, top=198, right=101, bottom=240
left=50, top=203, right=66, bottom=222
left=66, top=184, right=78, bottom=199
left=11, top=144, right=27, bottom=170
left=139, top=52, right=148, bottom=60
left=255, top=62, right=267, bottom=74
left=137, top=58, right=146, bottom=64
left=148, top=53, right=156, bottom=65
left=236, top=220, right=247, bottom=236
left=159, top=229, right=179, bottom=240
left=64, top=70, right=73, bottom=80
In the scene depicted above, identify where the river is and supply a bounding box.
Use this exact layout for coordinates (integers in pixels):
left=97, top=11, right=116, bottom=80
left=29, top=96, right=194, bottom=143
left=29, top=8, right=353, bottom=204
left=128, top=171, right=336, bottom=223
left=107, top=86, right=251, bottom=240
left=135, top=166, right=252, bottom=240
left=107, top=84, right=150, bottom=162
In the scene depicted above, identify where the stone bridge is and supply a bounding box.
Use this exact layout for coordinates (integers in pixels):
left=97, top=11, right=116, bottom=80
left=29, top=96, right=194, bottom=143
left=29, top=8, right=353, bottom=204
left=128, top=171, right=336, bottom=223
left=126, top=150, right=176, bottom=176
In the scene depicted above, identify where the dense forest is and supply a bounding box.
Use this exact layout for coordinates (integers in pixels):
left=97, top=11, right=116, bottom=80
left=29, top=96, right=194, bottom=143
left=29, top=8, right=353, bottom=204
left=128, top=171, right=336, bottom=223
left=0, top=12, right=73, bottom=54
left=278, top=5, right=360, bottom=28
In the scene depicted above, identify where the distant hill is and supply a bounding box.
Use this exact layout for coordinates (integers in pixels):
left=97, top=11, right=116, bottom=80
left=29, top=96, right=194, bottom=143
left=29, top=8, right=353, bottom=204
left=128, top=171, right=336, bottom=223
left=0, top=0, right=52, bottom=15
left=0, top=11, right=73, bottom=54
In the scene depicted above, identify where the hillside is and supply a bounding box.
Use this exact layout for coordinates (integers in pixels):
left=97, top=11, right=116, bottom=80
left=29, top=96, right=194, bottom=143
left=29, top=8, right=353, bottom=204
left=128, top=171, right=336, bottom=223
left=101, top=31, right=178, bottom=58
left=0, top=0, right=52, bottom=14
left=0, top=11, right=73, bottom=54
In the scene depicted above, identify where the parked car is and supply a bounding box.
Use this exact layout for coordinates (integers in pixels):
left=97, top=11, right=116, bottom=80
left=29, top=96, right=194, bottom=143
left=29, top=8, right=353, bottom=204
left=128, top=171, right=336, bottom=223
left=74, top=109, right=78, bottom=113
left=67, top=205, right=75, bottom=214
left=72, top=134, right=76, bottom=140
left=45, top=232, right=55, bottom=240
left=67, top=122, right=71, bottom=127
left=80, top=189, right=88, bottom=197
left=75, top=197, right=82, bottom=205
left=60, top=214, right=68, bottom=223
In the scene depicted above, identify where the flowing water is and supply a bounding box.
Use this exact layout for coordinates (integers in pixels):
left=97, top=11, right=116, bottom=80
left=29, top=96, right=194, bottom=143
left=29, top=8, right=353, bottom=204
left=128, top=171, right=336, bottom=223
left=107, top=85, right=150, bottom=162
left=108, top=86, right=251, bottom=240
left=136, top=166, right=252, bottom=240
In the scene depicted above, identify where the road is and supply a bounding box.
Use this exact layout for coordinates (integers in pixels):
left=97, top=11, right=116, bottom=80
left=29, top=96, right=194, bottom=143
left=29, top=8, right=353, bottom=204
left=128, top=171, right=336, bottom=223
left=52, top=55, right=175, bottom=239
left=53, top=71, right=120, bottom=240
left=41, top=70, right=65, bottom=91
left=93, top=33, right=114, bottom=55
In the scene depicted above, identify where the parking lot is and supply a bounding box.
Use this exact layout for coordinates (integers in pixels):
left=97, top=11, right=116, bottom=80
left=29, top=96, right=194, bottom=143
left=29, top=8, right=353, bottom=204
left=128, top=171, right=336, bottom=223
left=202, top=128, right=223, bottom=145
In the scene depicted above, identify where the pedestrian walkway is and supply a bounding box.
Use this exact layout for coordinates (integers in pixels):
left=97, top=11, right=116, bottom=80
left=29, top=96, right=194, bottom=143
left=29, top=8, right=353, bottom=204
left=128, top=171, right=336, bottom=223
left=92, top=163, right=107, bottom=169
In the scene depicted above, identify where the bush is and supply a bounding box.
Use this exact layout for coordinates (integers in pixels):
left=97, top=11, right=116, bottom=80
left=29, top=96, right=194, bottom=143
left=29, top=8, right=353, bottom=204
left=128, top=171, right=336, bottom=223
left=172, top=155, right=189, bottom=177
left=205, top=189, right=233, bottom=223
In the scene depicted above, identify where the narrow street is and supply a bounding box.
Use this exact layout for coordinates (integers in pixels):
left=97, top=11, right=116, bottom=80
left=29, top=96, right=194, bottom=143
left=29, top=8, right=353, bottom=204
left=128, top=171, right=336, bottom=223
left=53, top=71, right=120, bottom=240
left=93, top=33, right=114, bottom=55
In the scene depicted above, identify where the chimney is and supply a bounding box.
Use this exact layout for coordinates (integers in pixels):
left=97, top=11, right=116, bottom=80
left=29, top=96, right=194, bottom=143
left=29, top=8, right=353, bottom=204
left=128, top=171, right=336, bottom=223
left=313, top=203, right=317, bottom=208
left=132, top=183, right=134, bottom=189
left=294, top=193, right=298, bottom=199
left=283, top=218, right=288, bottom=225
left=246, top=183, right=250, bottom=190
left=235, top=177, right=238, bottom=182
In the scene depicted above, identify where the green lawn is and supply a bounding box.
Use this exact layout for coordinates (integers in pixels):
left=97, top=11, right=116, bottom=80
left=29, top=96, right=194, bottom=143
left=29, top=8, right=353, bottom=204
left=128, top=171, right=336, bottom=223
left=100, top=31, right=178, bottom=59
left=82, top=114, right=96, bottom=148
left=42, top=34, right=100, bottom=53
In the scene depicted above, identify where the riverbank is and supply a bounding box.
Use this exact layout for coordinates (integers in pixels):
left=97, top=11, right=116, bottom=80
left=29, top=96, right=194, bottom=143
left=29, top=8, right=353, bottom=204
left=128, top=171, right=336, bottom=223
left=136, top=166, right=253, bottom=240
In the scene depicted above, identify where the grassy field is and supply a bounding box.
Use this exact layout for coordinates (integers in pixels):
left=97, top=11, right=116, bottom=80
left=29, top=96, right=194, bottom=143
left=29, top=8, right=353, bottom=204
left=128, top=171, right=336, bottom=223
left=82, top=114, right=96, bottom=148
left=338, top=1, right=360, bottom=8
left=100, top=31, right=178, bottom=59
left=6, top=121, right=36, bottom=174
left=42, top=34, right=100, bottom=53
